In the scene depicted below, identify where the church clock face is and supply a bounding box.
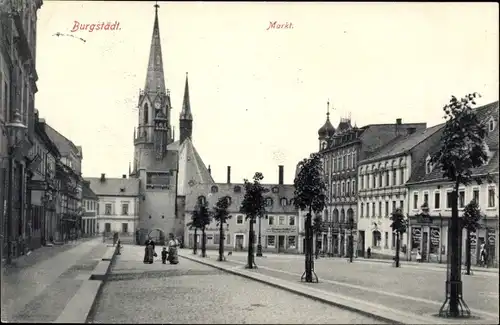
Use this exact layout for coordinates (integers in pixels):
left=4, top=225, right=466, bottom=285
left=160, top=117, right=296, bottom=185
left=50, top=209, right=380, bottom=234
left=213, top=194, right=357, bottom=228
left=154, top=101, right=161, bottom=109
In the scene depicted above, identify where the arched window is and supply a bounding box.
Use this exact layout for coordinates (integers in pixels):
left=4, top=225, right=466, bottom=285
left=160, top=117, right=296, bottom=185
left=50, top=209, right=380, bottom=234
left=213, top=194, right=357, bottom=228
left=333, top=209, right=339, bottom=223
left=340, top=209, right=346, bottom=223
left=332, top=182, right=336, bottom=197
left=346, top=181, right=350, bottom=195
left=352, top=180, right=356, bottom=194
left=289, top=198, right=295, bottom=207
left=143, top=103, right=149, bottom=125
left=197, top=196, right=206, bottom=205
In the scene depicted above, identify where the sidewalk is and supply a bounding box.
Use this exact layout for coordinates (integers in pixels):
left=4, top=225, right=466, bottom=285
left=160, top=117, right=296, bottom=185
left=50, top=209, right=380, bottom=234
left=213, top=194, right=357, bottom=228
left=179, top=250, right=499, bottom=325
left=1, top=237, right=107, bottom=322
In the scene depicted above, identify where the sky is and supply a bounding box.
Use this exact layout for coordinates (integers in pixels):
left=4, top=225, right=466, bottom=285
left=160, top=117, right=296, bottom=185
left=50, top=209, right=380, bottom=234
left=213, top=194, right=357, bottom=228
left=35, top=1, right=499, bottom=184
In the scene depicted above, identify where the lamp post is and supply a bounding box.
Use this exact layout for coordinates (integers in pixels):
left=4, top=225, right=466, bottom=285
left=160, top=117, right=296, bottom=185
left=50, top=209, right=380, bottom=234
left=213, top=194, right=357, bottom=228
left=256, top=213, right=265, bottom=257
left=5, top=110, right=27, bottom=265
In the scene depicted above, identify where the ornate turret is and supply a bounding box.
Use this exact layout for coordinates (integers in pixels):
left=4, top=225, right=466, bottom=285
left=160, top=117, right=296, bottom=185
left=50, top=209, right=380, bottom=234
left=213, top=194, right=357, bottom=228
left=318, top=100, right=336, bottom=139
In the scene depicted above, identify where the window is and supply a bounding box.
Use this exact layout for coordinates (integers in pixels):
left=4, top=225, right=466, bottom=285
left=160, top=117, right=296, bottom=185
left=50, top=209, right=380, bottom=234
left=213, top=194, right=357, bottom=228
left=346, top=181, right=350, bottom=195
left=211, top=185, right=219, bottom=193
left=280, top=198, right=288, bottom=206
left=198, top=196, right=206, bottom=205
left=434, top=192, right=440, bottom=209
left=121, top=203, right=129, bottom=215
left=146, top=172, right=171, bottom=188
left=372, top=202, right=375, bottom=217
left=234, top=185, right=241, bottom=193
left=384, top=232, right=389, bottom=248
left=366, top=203, right=370, bottom=217
left=267, top=235, right=275, bottom=247
left=399, top=169, right=404, bottom=185
left=360, top=176, right=364, bottom=189
left=424, top=193, right=429, bottom=206
left=266, top=197, right=273, bottom=207
left=399, top=200, right=404, bottom=213
left=289, top=216, right=295, bottom=226
left=392, top=170, right=397, bottom=186
left=288, top=236, right=296, bottom=249
left=105, top=204, right=112, bottom=215
left=214, top=234, right=220, bottom=245
left=360, top=203, right=364, bottom=217
left=392, top=232, right=396, bottom=249
left=379, top=173, right=383, bottom=188
left=489, top=118, right=496, bottom=132
left=446, top=191, right=452, bottom=209
left=279, top=216, right=285, bottom=225
left=143, top=103, right=149, bottom=124
left=352, top=180, right=356, bottom=194
left=372, top=174, right=376, bottom=188
left=236, top=215, right=243, bottom=224
left=332, top=182, right=336, bottom=197
left=473, top=189, right=479, bottom=204
left=459, top=190, right=465, bottom=208
left=413, top=193, right=418, bottom=209
left=392, top=201, right=396, bottom=213
left=121, top=223, right=128, bottom=233
left=226, top=234, right=231, bottom=245
left=105, top=223, right=111, bottom=233
left=268, top=215, right=274, bottom=225
left=385, top=172, right=390, bottom=187
left=488, top=187, right=496, bottom=207
left=342, top=182, right=346, bottom=195
left=378, top=202, right=382, bottom=217
left=385, top=201, right=389, bottom=217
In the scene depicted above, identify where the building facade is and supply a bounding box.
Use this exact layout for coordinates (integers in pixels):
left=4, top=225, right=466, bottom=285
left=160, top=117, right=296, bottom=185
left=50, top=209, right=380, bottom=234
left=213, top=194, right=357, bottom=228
left=82, top=180, right=98, bottom=236
left=406, top=101, right=499, bottom=266
left=316, top=102, right=427, bottom=257
left=184, top=166, right=300, bottom=253
left=88, top=174, right=140, bottom=236
left=25, top=111, right=59, bottom=249
left=1, top=0, right=44, bottom=261
left=357, top=123, right=444, bottom=259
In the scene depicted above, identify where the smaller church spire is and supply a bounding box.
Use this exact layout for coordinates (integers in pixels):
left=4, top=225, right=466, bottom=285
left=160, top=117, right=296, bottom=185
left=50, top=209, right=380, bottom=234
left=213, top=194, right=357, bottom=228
left=326, top=99, right=330, bottom=120
left=180, top=72, right=193, bottom=120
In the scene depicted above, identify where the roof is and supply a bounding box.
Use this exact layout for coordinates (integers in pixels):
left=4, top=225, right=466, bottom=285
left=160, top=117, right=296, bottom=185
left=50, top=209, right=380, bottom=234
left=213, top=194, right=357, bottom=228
left=44, top=123, right=80, bottom=156
left=184, top=183, right=298, bottom=214
left=144, top=5, right=165, bottom=94
left=180, top=73, right=193, bottom=120
left=408, top=101, right=499, bottom=184
left=360, top=123, right=445, bottom=165
left=82, top=180, right=98, bottom=200
left=166, top=140, right=180, bottom=151
left=87, top=177, right=140, bottom=196
left=318, top=116, right=335, bottom=138
left=176, top=138, right=215, bottom=195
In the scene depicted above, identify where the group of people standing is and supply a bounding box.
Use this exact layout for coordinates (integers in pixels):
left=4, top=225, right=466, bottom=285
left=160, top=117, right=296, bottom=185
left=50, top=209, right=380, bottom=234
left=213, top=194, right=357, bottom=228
left=143, top=233, right=179, bottom=265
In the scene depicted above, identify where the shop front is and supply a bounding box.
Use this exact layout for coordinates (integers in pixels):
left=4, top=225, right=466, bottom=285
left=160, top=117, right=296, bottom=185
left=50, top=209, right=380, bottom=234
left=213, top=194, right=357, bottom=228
left=464, top=220, right=498, bottom=267
left=264, top=226, right=298, bottom=254
left=408, top=214, right=448, bottom=263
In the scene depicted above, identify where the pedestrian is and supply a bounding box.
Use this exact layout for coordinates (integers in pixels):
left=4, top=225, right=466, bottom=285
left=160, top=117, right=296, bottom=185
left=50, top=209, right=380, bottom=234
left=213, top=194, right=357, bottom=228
left=161, top=247, right=168, bottom=264
left=143, top=237, right=156, bottom=264
left=367, top=247, right=371, bottom=259
left=480, top=244, right=488, bottom=267
left=167, top=233, right=179, bottom=265
left=416, top=248, right=422, bottom=263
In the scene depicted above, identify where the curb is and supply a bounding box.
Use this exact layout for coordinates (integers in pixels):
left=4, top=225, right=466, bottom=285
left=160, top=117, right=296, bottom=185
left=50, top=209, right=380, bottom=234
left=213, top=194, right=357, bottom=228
left=55, top=243, right=120, bottom=323
left=180, top=254, right=442, bottom=325
left=357, top=258, right=499, bottom=274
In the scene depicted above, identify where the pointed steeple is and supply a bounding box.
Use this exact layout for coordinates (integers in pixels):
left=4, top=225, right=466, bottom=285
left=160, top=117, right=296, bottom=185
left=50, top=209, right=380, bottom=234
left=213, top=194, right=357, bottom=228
left=180, top=72, right=193, bottom=120
left=144, top=3, right=166, bottom=94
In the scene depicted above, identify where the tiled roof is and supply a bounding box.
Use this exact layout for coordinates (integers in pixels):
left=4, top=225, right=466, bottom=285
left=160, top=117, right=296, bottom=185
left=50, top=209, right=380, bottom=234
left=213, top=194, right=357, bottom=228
left=87, top=177, right=140, bottom=196
left=177, top=138, right=214, bottom=195
left=82, top=181, right=98, bottom=200
left=184, top=183, right=298, bottom=214
left=407, top=101, right=499, bottom=184
left=44, top=124, right=80, bottom=156
left=360, top=123, right=445, bottom=165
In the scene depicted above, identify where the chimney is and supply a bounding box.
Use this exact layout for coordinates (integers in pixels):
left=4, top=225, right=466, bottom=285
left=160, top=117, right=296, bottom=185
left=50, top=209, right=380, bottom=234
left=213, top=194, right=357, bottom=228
left=100, top=173, right=106, bottom=182
left=278, top=165, right=284, bottom=185
left=395, top=118, right=402, bottom=136
left=122, top=174, right=127, bottom=179
left=396, top=118, right=402, bottom=125
left=407, top=127, right=417, bottom=135
left=227, top=166, right=231, bottom=184
left=208, top=165, right=211, bottom=175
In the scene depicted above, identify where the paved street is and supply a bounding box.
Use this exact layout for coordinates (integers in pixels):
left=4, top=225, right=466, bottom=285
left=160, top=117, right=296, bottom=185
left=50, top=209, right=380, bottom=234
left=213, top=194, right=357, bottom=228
left=88, top=245, right=384, bottom=324
left=1, top=237, right=106, bottom=322
left=203, top=250, right=499, bottom=322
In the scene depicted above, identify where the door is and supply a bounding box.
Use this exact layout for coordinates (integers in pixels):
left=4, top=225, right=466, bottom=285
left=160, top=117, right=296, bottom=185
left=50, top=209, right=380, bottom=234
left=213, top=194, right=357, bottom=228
left=236, top=234, right=244, bottom=250
left=121, top=223, right=128, bottom=234
left=358, top=231, right=365, bottom=257
left=422, top=232, right=428, bottom=262
left=105, top=223, right=111, bottom=233
left=278, top=235, right=285, bottom=252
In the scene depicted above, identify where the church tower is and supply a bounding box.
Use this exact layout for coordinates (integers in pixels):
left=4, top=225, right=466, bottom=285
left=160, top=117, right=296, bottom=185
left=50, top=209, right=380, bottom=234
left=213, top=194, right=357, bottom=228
left=132, top=3, right=179, bottom=242
left=179, top=72, right=193, bottom=143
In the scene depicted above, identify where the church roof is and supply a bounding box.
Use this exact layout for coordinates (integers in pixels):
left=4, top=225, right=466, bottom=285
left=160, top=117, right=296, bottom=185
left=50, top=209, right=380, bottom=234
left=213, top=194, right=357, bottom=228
left=144, top=4, right=166, bottom=94
left=180, top=72, right=193, bottom=120
left=176, top=138, right=215, bottom=195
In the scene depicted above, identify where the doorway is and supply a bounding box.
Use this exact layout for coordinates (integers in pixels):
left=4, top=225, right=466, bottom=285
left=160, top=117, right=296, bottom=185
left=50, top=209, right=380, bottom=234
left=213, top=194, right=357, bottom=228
left=278, top=235, right=285, bottom=252
left=422, top=231, right=428, bottom=262
left=358, top=231, right=365, bottom=257
left=235, top=234, right=244, bottom=251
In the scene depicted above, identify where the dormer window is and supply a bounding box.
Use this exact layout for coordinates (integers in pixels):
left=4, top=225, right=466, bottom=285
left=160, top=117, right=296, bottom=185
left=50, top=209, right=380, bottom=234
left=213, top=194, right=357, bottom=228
left=280, top=198, right=288, bottom=206
left=425, top=155, right=433, bottom=174
left=265, top=197, right=273, bottom=207
left=120, top=187, right=125, bottom=193
left=233, top=185, right=241, bottom=193
left=211, top=186, right=218, bottom=193
left=488, top=117, right=496, bottom=132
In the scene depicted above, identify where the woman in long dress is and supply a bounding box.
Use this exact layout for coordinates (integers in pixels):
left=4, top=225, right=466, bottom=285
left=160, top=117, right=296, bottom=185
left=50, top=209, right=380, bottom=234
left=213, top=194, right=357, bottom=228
left=167, top=233, right=179, bottom=265
left=143, top=237, right=156, bottom=264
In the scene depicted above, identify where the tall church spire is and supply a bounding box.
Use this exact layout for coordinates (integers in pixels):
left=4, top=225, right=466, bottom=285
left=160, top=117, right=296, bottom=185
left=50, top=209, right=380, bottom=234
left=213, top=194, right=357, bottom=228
left=144, top=2, right=166, bottom=93
left=180, top=72, right=193, bottom=120
left=179, top=72, right=193, bottom=143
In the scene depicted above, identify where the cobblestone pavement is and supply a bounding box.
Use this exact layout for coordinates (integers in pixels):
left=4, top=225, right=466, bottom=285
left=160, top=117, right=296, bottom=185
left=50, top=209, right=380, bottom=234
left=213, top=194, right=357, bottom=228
left=1, top=238, right=106, bottom=323
left=88, top=245, right=384, bottom=324
left=214, top=251, right=499, bottom=322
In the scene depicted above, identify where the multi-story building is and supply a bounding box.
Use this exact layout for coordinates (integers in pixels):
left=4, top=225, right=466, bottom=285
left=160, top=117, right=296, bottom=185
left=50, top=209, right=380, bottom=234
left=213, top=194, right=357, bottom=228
left=45, top=124, right=83, bottom=241
left=88, top=174, right=140, bottom=236
left=25, top=110, right=59, bottom=249
left=184, top=166, right=299, bottom=253
left=82, top=180, right=98, bottom=237
left=316, top=102, right=426, bottom=257
left=1, top=0, right=44, bottom=260
left=357, top=123, right=444, bottom=259
left=406, top=101, right=499, bottom=266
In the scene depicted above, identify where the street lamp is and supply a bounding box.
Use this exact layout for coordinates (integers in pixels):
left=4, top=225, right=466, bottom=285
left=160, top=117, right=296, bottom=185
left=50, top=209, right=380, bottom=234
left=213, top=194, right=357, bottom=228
left=256, top=214, right=267, bottom=257
left=5, top=110, right=27, bottom=264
